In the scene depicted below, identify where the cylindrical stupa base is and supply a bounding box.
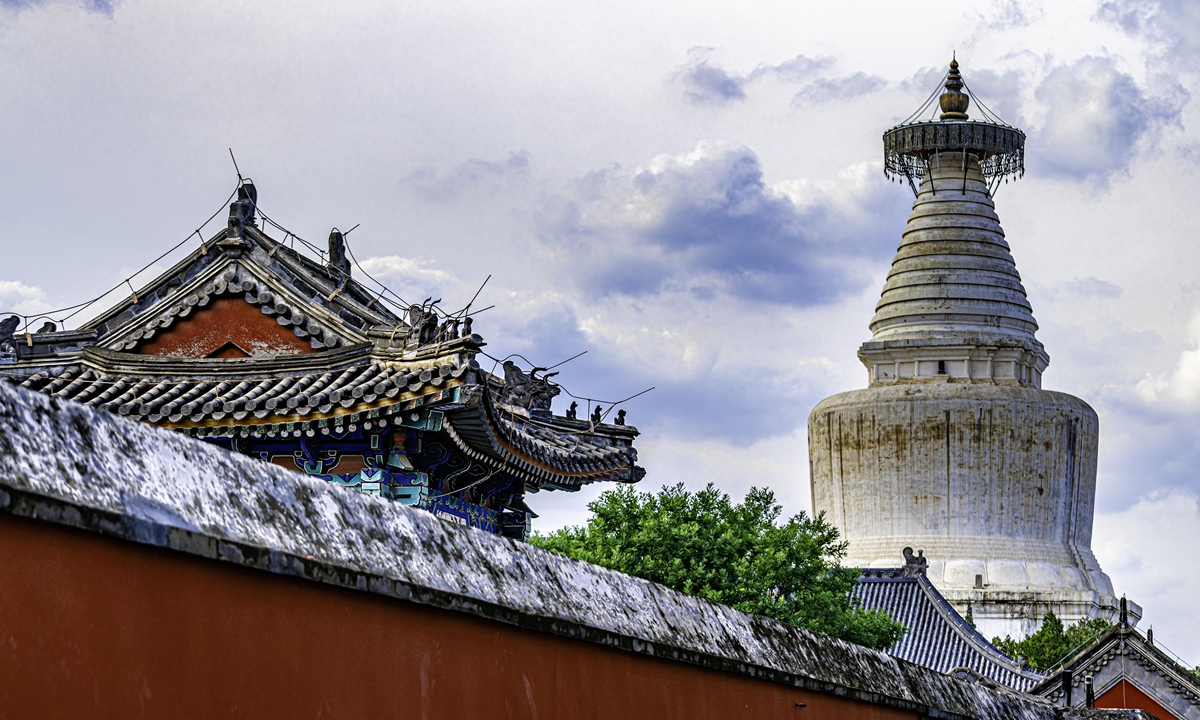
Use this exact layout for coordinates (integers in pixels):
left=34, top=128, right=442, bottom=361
left=809, top=382, right=1130, bottom=640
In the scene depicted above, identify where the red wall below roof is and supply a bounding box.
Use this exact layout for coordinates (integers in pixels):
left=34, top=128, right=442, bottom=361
left=136, top=296, right=315, bottom=358
left=1096, top=679, right=1180, bottom=720
left=0, top=512, right=921, bottom=720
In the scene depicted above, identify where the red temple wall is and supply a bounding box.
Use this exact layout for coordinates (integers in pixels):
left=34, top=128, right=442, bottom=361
left=136, top=297, right=315, bottom=358
left=1095, top=680, right=1179, bottom=720
left=0, top=513, right=918, bottom=720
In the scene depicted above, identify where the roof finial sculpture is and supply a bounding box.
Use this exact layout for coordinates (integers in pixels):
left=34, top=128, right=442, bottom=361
left=224, top=180, right=258, bottom=246
left=902, top=547, right=929, bottom=577
left=0, top=315, right=18, bottom=359
left=328, top=229, right=352, bottom=279
left=883, top=57, right=1024, bottom=193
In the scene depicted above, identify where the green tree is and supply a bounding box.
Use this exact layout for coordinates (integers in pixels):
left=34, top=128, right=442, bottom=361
left=530, top=483, right=906, bottom=651
left=992, top=612, right=1111, bottom=670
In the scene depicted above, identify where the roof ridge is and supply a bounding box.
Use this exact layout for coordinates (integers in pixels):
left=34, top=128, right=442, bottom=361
left=1032, top=625, right=1200, bottom=698
left=914, top=573, right=1038, bottom=674
left=76, top=223, right=405, bottom=352
left=853, top=568, right=1044, bottom=690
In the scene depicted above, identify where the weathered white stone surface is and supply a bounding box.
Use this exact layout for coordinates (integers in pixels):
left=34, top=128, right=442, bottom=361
left=809, top=383, right=1124, bottom=638
left=859, top=154, right=1048, bottom=389
left=810, top=155, right=1131, bottom=640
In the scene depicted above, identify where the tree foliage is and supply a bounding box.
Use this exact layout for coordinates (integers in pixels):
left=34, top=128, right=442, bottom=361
left=992, top=611, right=1111, bottom=670
left=530, top=483, right=906, bottom=651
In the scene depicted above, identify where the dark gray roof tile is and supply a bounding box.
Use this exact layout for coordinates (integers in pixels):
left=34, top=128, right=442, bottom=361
left=854, top=570, right=1044, bottom=691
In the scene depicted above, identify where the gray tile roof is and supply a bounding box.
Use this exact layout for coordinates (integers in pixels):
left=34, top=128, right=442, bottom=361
left=79, top=224, right=402, bottom=350
left=1031, top=622, right=1200, bottom=720
left=444, top=386, right=640, bottom=488
left=0, top=211, right=641, bottom=491
left=3, top=357, right=639, bottom=487
left=6, top=350, right=463, bottom=424
left=854, top=569, right=1045, bottom=691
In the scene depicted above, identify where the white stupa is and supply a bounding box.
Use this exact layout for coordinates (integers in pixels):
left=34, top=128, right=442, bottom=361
left=807, top=60, right=1136, bottom=640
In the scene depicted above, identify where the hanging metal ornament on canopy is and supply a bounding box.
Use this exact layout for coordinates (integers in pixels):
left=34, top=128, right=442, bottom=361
left=883, top=58, right=1025, bottom=194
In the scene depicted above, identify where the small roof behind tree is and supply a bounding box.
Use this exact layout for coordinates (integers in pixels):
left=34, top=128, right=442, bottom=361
left=1029, top=602, right=1200, bottom=720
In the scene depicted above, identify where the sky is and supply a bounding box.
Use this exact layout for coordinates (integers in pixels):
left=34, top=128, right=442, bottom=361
left=2, top=0, right=1200, bottom=659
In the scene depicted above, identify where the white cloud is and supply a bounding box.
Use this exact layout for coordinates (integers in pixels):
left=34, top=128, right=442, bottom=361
left=358, top=255, right=462, bottom=298
left=0, top=0, right=112, bottom=14
left=403, top=151, right=534, bottom=204
left=0, top=280, right=54, bottom=320
left=1096, top=489, right=1200, bottom=663
left=792, top=72, right=887, bottom=105
left=1033, top=55, right=1186, bottom=183
left=1099, top=0, right=1200, bottom=71
left=1064, top=276, right=1123, bottom=299
left=1133, top=310, right=1200, bottom=407
left=535, top=140, right=903, bottom=307
left=675, top=47, right=749, bottom=106
left=674, top=49, right=842, bottom=107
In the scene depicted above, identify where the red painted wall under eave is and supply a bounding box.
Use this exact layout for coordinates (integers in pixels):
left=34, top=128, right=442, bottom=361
left=136, top=296, right=315, bottom=358
left=1095, top=679, right=1179, bottom=720
left=0, top=513, right=919, bottom=720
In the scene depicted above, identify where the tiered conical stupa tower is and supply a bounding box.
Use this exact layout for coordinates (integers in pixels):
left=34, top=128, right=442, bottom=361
left=808, top=60, right=1135, bottom=640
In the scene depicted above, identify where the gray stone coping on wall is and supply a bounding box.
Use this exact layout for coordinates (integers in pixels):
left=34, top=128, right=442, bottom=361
left=0, top=381, right=1137, bottom=720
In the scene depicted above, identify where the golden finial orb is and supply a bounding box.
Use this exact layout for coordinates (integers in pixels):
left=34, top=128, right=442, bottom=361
left=938, top=59, right=970, bottom=120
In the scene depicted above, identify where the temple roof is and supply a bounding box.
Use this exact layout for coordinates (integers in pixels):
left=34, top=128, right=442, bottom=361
left=1030, top=614, right=1200, bottom=720
left=86, top=227, right=401, bottom=356
left=0, top=186, right=641, bottom=491
left=854, top=569, right=1045, bottom=691
left=7, top=344, right=473, bottom=427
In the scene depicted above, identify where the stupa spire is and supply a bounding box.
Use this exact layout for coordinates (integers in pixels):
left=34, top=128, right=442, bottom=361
left=867, top=152, right=1039, bottom=349
left=865, top=58, right=1044, bottom=388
